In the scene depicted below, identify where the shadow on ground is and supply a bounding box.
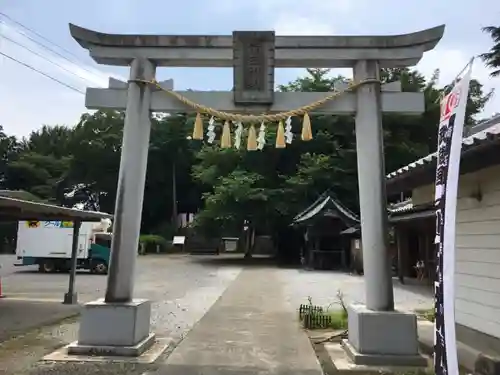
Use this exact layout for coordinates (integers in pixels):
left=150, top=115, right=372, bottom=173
left=188, top=254, right=300, bottom=269
left=392, top=278, right=433, bottom=299
left=13, top=269, right=100, bottom=276
left=0, top=299, right=80, bottom=343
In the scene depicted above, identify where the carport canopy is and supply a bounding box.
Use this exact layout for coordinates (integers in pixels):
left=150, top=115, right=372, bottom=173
left=0, top=196, right=112, bottom=222
left=0, top=195, right=113, bottom=305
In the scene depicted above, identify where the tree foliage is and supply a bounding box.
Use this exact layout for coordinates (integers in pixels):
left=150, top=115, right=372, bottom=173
left=481, top=25, right=500, bottom=77
left=0, top=66, right=492, bottom=240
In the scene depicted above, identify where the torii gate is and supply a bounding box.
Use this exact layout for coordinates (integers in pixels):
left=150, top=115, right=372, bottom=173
left=67, top=24, right=444, bottom=366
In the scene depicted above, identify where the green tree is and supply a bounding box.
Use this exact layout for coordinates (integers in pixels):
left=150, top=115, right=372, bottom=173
left=0, top=66, right=492, bottom=244
left=21, top=125, right=73, bottom=158
left=3, top=152, right=71, bottom=201
left=61, top=110, right=124, bottom=212
left=191, top=66, right=493, bottom=238
left=481, top=26, right=500, bottom=77
left=143, top=113, right=200, bottom=235
left=0, top=125, right=20, bottom=184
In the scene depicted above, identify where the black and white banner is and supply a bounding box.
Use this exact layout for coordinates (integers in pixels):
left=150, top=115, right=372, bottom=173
left=434, top=61, right=473, bottom=375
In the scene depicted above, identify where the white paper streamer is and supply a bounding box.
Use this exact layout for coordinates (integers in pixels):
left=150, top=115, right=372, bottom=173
left=285, top=116, right=293, bottom=144
left=206, top=116, right=216, bottom=144
left=234, top=122, right=243, bottom=149
left=257, top=122, right=266, bottom=150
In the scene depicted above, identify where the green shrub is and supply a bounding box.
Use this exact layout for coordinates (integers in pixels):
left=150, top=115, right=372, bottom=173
left=139, top=234, right=169, bottom=253
left=152, top=221, right=176, bottom=240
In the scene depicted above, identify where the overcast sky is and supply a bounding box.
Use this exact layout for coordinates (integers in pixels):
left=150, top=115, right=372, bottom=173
left=1, top=0, right=499, bottom=138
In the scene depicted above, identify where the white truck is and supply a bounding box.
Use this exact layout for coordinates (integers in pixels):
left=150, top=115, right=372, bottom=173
left=15, top=219, right=112, bottom=274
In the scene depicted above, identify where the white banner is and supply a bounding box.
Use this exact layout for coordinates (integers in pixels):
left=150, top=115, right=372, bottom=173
left=434, top=61, right=473, bottom=375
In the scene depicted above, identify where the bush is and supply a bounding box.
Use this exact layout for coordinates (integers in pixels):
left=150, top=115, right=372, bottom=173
left=152, top=221, right=176, bottom=240
left=139, top=234, right=169, bottom=253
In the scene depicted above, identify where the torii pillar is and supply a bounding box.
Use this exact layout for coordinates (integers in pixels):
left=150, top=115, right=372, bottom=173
left=67, top=24, right=444, bottom=365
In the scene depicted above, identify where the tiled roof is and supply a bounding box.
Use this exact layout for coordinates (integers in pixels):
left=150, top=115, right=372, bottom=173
left=292, top=192, right=359, bottom=225
left=390, top=202, right=435, bottom=216
left=388, top=199, right=414, bottom=213
left=386, top=121, right=500, bottom=181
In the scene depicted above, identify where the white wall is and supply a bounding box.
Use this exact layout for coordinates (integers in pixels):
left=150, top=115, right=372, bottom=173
left=409, top=165, right=500, bottom=339
left=455, top=165, right=500, bottom=339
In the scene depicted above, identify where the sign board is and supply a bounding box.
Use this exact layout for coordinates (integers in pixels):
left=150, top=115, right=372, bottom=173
left=354, top=239, right=360, bottom=250
left=173, top=236, right=185, bottom=245
left=25, top=221, right=73, bottom=229
left=233, top=31, right=275, bottom=105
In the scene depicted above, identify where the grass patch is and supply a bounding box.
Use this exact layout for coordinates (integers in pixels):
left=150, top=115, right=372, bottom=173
left=416, top=308, right=435, bottom=322
left=327, top=309, right=348, bottom=330
left=300, top=293, right=349, bottom=330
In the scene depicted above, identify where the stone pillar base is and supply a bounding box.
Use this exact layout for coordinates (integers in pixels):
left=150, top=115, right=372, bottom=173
left=63, top=292, right=78, bottom=305
left=67, top=298, right=154, bottom=357
left=344, top=303, right=427, bottom=367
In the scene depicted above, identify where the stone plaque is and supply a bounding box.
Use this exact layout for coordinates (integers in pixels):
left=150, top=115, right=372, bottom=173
left=233, top=31, right=275, bottom=105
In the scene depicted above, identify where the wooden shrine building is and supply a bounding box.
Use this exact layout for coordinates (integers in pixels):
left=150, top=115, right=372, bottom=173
left=292, top=192, right=359, bottom=270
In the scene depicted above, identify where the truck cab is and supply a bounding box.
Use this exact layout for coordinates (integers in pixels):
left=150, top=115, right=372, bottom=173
left=89, top=232, right=112, bottom=274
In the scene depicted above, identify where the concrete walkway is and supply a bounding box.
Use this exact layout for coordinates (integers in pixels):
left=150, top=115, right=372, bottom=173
left=155, top=268, right=323, bottom=375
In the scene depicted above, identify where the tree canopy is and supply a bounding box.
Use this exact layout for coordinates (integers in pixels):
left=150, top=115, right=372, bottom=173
left=481, top=25, right=500, bottom=77
left=0, top=67, right=492, bottom=241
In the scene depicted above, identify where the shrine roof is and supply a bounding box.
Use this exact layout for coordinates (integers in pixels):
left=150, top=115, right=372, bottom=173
left=292, top=192, right=359, bottom=226
left=386, top=115, right=500, bottom=194
left=389, top=202, right=435, bottom=223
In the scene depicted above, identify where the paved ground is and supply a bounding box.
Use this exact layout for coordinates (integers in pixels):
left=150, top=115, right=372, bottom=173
left=156, top=267, right=323, bottom=375
left=0, top=254, right=433, bottom=375
left=0, top=254, right=242, bottom=375
left=278, top=268, right=433, bottom=312
left=1, top=254, right=37, bottom=278
left=0, top=299, right=80, bottom=342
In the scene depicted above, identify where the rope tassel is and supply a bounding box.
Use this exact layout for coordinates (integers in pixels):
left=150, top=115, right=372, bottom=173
left=301, top=113, right=313, bottom=141
left=142, top=78, right=379, bottom=149
left=221, top=121, right=232, bottom=148
left=275, top=120, right=286, bottom=149
left=192, top=113, right=204, bottom=140
left=247, top=125, right=258, bottom=151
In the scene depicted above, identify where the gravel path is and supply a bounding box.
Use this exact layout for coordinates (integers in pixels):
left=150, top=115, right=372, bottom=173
left=0, top=256, right=432, bottom=375
left=0, top=255, right=242, bottom=375
left=277, top=268, right=433, bottom=312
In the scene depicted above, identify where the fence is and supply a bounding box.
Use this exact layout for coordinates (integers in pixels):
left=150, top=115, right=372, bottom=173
left=299, top=304, right=333, bottom=329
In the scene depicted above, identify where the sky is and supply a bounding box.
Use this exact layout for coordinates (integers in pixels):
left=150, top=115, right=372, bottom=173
left=0, top=0, right=499, bottom=138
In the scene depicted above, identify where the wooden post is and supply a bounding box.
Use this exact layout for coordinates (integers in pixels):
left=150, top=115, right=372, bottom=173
left=396, top=224, right=405, bottom=284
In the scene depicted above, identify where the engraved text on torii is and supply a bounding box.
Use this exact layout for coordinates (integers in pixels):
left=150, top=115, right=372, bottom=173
left=243, top=41, right=265, bottom=91
left=232, top=31, right=275, bottom=105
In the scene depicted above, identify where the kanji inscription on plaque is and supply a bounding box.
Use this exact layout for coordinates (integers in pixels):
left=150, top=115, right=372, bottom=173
left=233, top=31, right=275, bottom=105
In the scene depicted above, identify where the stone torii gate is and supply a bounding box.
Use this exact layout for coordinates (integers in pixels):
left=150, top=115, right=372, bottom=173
left=67, top=24, right=444, bottom=365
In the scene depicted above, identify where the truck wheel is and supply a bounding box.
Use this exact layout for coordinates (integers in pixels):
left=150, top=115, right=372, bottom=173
left=39, top=259, right=55, bottom=273
left=91, top=260, right=108, bottom=275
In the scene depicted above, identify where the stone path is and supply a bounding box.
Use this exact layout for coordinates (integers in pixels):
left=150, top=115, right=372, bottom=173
left=152, top=267, right=323, bottom=375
